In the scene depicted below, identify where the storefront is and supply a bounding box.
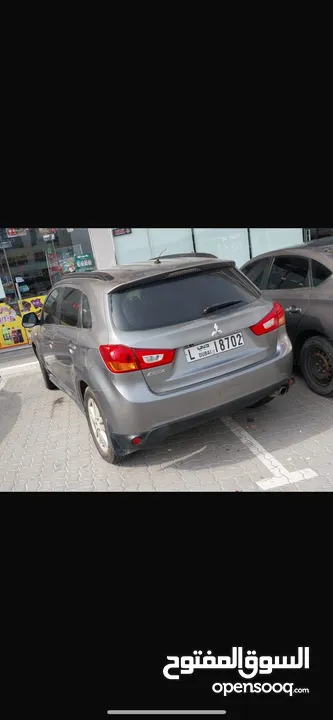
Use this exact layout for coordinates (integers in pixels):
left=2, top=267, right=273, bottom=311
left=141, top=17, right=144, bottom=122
left=109, top=228, right=306, bottom=267
left=0, top=228, right=95, bottom=350
left=0, top=227, right=307, bottom=352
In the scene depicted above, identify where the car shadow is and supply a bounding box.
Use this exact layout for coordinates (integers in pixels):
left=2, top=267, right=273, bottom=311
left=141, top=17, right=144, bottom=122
left=0, top=388, right=22, bottom=447
left=119, top=371, right=333, bottom=478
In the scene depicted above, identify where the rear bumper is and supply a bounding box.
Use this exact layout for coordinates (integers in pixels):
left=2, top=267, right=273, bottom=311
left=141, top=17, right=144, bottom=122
left=111, top=375, right=295, bottom=456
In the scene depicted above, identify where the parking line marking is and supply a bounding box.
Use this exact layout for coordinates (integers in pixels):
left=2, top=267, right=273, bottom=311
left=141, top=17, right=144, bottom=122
left=222, top=416, right=318, bottom=490
left=0, top=377, right=7, bottom=392
left=161, top=446, right=208, bottom=469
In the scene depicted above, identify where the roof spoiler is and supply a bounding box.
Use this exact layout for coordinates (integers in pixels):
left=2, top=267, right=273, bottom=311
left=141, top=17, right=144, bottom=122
left=111, top=259, right=235, bottom=293
left=151, top=252, right=217, bottom=264
left=60, top=271, right=114, bottom=281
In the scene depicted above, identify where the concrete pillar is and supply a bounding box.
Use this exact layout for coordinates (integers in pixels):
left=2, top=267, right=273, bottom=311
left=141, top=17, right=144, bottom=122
left=88, top=228, right=116, bottom=269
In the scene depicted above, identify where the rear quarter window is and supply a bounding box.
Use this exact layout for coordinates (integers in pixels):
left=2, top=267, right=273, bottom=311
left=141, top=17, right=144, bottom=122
left=311, top=259, right=332, bottom=287
left=110, top=266, right=260, bottom=331
left=242, top=258, right=271, bottom=289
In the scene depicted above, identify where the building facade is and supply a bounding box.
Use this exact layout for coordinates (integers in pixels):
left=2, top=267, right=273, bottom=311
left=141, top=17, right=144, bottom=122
left=0, top=227, right=308, bottom=350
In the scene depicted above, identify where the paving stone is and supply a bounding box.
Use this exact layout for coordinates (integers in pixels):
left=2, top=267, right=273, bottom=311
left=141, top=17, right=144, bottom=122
left=2, top=369, right=333, bottom=491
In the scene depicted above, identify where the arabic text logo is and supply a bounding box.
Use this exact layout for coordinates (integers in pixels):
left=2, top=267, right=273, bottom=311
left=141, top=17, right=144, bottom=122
left=163, top=647, right=310, bottom=681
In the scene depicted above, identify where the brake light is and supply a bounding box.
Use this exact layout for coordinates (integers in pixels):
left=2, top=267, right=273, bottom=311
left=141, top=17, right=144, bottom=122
left=249, top=302, right=286, bottom=336
left=99, top=345, right=175, bottom=373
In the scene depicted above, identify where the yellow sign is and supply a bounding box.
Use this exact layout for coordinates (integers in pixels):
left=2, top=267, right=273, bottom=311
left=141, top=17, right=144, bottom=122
left=0, top=302, right=28, bottom=349
left=0, top=295, right=46, bottom=350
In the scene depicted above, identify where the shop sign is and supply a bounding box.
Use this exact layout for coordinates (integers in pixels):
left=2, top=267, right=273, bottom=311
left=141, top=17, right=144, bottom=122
left=39, top=228, right=56, bottom=241
left=75, top=254, right=94, bottom=271
left=112, top=228, right=132, bottom=237
left=6, top=228, right=28, bottom=238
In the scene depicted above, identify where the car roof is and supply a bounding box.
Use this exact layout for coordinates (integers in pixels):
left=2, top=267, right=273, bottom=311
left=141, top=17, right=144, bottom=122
left=57, top=255, right=235, bottom=292
left=242, top=244, right=333, bottom=269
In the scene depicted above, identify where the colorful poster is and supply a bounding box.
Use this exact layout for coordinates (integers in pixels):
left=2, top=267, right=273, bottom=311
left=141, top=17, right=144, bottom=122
left=18, top=295, right=46, bottom=343
left=0, top=302, right=28, bottom=349
left=0, top=295, right=47, bottom=350
left=75, top=253, right=94, bottom=271
left=60, top=257, right=76, bottom=273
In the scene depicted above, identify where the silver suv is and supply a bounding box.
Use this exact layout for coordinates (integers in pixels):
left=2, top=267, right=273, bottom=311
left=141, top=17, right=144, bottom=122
left=22, top=254, right=294, bottom=463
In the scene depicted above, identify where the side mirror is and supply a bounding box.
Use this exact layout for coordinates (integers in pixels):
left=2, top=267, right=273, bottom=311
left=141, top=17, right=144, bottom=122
left=22, top=312, right=40, bottom=328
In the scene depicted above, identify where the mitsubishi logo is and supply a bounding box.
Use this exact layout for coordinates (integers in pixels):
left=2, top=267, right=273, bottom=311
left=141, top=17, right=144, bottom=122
left=212, top=323, right=223, bottom=337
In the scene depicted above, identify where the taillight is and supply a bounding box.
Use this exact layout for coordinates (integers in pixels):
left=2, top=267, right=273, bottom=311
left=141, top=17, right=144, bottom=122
left=249, top=302, right=286, bottom=336
left=99, top=345, right=175, bottom=373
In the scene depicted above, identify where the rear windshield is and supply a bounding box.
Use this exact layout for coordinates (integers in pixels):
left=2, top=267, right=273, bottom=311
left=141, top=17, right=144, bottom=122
left=110, top=267, right=259, bottom=331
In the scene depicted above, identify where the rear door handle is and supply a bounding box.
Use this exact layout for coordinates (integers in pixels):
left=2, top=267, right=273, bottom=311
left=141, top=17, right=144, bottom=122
left=285, top=306, right=302, bottom=314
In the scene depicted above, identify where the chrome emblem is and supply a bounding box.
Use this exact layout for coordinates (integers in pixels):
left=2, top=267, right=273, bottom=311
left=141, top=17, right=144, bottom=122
left=212, top=323, right=223, bottom=337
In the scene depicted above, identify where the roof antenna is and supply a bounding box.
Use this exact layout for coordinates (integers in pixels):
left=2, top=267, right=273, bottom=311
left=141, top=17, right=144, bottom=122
left=153, top=248, right=168, bottom=264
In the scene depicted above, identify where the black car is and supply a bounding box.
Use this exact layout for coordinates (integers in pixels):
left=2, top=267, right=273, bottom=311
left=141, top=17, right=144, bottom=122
left=242, top=244, right=333, bottom=396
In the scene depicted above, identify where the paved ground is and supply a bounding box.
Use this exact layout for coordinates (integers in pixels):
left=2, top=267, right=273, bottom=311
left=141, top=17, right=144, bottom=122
left=1, top=365, right=333, bottom=491
left=0, top=344, right=35, bottom=365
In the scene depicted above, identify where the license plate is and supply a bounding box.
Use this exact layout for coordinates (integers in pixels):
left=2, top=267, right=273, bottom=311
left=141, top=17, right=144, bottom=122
left=184, top=333, right=244, bottom=363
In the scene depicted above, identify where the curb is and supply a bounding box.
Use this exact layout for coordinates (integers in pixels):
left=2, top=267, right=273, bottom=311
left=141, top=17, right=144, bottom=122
left=0, top=361, right=39, bottom=377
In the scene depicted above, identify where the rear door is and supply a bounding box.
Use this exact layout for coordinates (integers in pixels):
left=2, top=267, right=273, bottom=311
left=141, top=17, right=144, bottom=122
left=109, top=265, right=281, bottom=394
left=52, top=286, right=82, bottom=396
left=261, top=255, right=310, bottom=343
left=39, top=287, right=63, bottom=376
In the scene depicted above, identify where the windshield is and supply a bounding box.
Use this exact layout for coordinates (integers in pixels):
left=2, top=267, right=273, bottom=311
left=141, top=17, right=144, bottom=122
left=110, top=267, right=259, bottom=331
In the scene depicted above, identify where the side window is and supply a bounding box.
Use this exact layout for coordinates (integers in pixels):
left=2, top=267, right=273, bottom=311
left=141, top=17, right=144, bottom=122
left=312, top=260, right=332, bottom=287
left=59, top=287, right=83, bottom=327
left=41, top=288, right=61, bottom=325
left=242, top=258, right=270, bottom=290
left=82, top=293, right=92, bottom=329
left=267, top=256, right=309, bottom=290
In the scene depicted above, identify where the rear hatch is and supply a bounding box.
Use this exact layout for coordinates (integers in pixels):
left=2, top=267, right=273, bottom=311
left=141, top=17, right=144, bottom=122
left=109, top=264, right=280, bottom=394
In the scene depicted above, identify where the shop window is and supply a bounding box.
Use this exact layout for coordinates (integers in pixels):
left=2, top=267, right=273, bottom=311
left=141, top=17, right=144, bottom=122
left=147, top=229, right=193, bottom=258
left=249, top=229, right=303, bottom=256
left=42, top=288, right=62, bottom=325
left=112, top=228, right=194, bottom=265
left=193, top=228, right=250, bottom=267
left=0, top=228, right=96, bottom=300
left=267, top=256, right=310, bottom=290
left=113, top=229, right=151, bottom=265
left=59, top=287, right=82, bottom=327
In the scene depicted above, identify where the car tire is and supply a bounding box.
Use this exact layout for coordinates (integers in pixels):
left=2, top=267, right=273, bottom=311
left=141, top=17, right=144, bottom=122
left=300, top=336, right=333, bottom=396
left=36, top=349, right=58, bottom=391
left=84, top=387, right=120, bottom=464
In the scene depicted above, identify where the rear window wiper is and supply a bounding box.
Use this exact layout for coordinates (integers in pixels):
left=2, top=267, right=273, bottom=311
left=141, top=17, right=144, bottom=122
left=203, top=300, right=242, bottom=316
